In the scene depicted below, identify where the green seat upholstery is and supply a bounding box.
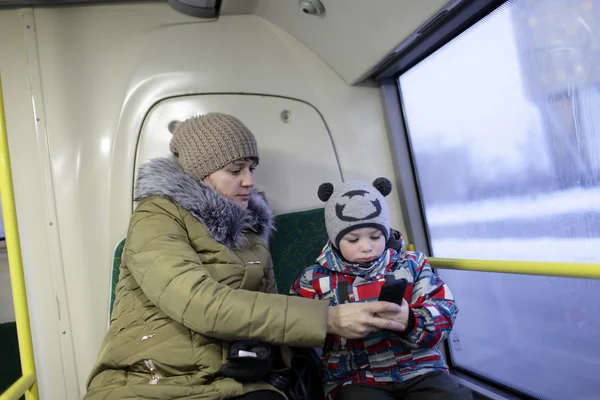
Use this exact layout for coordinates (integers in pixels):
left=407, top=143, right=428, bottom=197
left=109, top=239, right=126, bottom=317
left=108, top=208, right=326, bottom=315
left=270, top=208, right=327, bottom=293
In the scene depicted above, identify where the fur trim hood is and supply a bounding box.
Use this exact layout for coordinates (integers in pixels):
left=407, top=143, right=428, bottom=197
left=135, top=157, right=274, bottom=248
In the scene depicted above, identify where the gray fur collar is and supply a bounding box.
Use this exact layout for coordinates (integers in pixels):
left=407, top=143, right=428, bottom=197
left=135, top=157, right=274, bottom=249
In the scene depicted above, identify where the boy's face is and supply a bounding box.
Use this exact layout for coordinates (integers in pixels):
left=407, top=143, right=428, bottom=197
left=338, top=227, right=386, bottom=264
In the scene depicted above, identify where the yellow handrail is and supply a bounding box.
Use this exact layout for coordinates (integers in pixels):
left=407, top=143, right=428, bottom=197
left=0, top=374, right=36, bottom=400
left=406, top=242, right=599, bottom=279
left=429, top=257, right=600, bottom=280
left=0, top=76, right=38, bottom=399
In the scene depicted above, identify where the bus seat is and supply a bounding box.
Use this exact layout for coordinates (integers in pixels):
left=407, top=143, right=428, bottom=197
left=269, top=208, right=327, bottom=293
left=108, top=208, right=326, bottom=315
left=109, top=238, right=126, bottom=317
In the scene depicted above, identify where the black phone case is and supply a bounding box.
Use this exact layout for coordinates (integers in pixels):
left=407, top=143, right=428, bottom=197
left=378, top=278, right=408, bottom=306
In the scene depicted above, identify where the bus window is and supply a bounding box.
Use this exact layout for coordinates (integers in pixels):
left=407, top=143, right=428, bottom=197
left=398, top=0, right=600, bottom=398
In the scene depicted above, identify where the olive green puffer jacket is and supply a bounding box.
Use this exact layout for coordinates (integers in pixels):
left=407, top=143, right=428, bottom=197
left=84, top=158, right=329, bottom=400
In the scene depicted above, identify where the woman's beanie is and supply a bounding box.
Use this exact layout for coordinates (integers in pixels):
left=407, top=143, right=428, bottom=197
left=170, top=113, right=259, bottom=181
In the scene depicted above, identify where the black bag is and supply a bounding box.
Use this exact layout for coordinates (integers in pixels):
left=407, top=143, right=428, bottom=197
left=222, top=341, right=324, bottom=399
left=268, top=347, right=324, bottom=400
left=220, top=340, right=274, bottom=382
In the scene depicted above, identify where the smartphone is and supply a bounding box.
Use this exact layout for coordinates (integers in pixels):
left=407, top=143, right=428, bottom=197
left=378, top=278, right=408, bottom=306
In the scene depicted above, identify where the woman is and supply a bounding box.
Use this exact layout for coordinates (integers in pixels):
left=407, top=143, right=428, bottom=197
left=84, top=113, right=405, bottom=400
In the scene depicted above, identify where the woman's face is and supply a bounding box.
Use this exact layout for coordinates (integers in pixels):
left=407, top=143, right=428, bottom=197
left=204, top=158, right=257, bottom=209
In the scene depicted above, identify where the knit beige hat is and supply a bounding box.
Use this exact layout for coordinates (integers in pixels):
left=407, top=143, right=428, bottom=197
left=170, top=113, right=259, bottom=181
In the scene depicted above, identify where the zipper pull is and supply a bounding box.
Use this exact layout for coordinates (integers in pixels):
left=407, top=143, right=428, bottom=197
left=144, top=359, right=163, bottom=385
left=247, top=261, right=261, bottom=265
left=141, top=333, right=156, bottom=341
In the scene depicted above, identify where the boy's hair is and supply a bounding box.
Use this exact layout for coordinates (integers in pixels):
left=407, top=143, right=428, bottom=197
left=317, top=178, right=392, bottom=248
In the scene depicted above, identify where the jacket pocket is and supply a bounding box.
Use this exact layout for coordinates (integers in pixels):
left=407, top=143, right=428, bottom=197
left=110, top=321, right=197, bottom=375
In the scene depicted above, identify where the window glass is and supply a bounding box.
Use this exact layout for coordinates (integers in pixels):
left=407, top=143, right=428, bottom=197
left=398, top=1, right=600, bottom=398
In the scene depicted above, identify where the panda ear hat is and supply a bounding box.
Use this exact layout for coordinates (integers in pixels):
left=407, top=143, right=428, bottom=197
left=318, top=178, right=392, bottom=202
left=318, top=183, right=334, bottom=202
left=373, top=177, right=392, bottom=197
left=317, top=178, right=392, bottom=249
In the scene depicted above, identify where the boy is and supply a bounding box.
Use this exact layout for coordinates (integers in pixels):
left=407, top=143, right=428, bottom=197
left=291, top=178, right=472, bottom=400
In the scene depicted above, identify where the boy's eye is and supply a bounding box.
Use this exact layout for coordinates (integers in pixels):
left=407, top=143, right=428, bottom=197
left=229, top=169, right=241, bottom=175
left=371, top=235, right=382, bottom=240
left=347, top=238, right=359, bottom=243
left=249, top=167, right=256, bottom=173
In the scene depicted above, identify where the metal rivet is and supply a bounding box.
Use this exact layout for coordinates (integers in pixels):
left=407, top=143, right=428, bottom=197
left=280, top=110, right=293, bottom=123
left=36, top=118, right=40, bottom=122
left=26, top=25, right=31, bottom=29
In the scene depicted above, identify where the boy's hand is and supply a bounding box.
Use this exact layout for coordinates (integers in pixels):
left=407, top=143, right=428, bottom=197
left=327, top=301, right=406, bottom=339
left=376, top=298, right=410, bottom=332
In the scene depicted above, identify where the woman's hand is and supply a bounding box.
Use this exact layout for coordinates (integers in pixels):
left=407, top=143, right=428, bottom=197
left=375, top=298, right=410, bottom=333
left=326, top=301, right=406, bottom=339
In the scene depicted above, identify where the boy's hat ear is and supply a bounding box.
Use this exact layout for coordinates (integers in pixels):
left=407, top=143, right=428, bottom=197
left=318, top=183, right=334, bottom=202
left=373, top=177, right=392, bottom=197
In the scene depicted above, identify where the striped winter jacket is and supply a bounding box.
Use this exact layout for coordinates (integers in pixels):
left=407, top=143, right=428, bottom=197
left=290, top=231, right=458, bottom=398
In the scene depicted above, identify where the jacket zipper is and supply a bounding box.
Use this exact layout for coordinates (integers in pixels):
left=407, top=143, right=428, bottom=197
left=141, top=333, right=156, bottom=341
left=144, top=359, right=163, bottom=384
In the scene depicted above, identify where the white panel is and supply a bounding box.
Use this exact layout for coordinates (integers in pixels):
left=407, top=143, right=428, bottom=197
left=220, top=0, right=258, bottom=14
left=255, top=0, right=452, bottom=84
left=0, top=9, right=72, bottom=399
left=136, top=95, right=341, bottom=214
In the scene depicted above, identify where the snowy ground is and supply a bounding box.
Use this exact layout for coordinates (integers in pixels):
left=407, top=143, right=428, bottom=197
left=426, top=187, right=600, bottom=226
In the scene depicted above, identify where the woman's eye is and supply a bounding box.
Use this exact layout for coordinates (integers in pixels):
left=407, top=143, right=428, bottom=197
left=371, top=236, right=382, bottom=240
left=249, top=167, right=256, bottom=173
left=229, top=169, right=241, bottom=175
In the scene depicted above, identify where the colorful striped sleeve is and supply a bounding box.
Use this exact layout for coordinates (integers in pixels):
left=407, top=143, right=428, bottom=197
left=290, top=266, right=320, bottom=300
left=395, top=252, right=458, bottom=349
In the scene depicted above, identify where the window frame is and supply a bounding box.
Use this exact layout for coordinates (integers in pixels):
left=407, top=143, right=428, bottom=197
left=373, top=0, right=509, bottom=80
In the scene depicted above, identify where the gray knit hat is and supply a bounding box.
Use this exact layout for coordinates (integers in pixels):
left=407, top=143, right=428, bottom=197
left=318, top=178, right=392, bottom=248
left=170, top=113, right=259, bottom=181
